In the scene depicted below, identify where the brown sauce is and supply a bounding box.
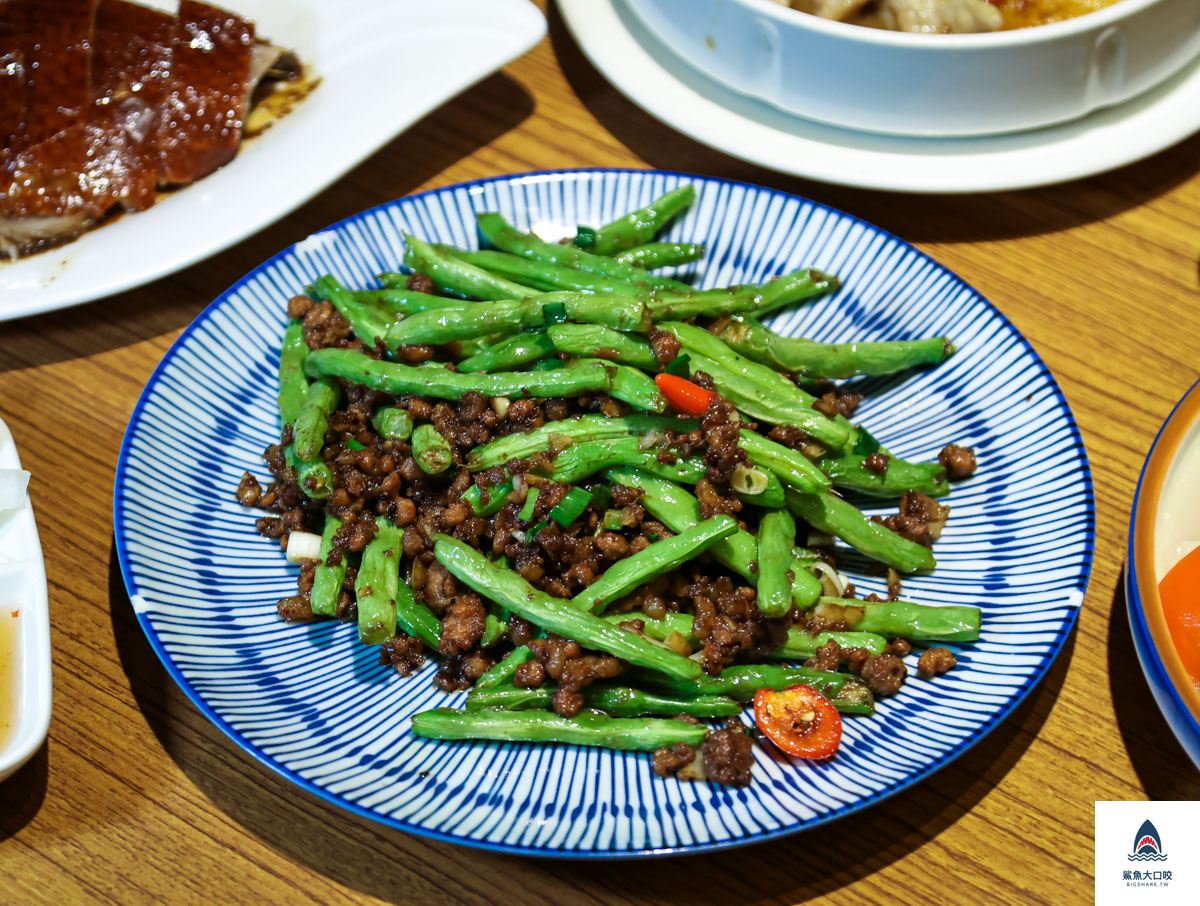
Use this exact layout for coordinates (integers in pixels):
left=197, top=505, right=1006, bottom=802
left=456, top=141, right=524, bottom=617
left=990, top=0, right=1122, bottom=28
left=825, top=0, right=1123, bottom=30
left=0, top=609, right=17, bottom=750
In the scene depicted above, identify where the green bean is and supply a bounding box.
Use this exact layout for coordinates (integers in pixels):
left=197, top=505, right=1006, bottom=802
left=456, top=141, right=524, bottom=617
left=544, top=436, right=705, bottom=485
left=310, top=275, right=391, bottom=349
left=395, top=577, right=442, bottom=650
left=815, top=597, right=981, bottom=642
left=383, top=292, right=650, bottom=348
left=474, top=645, right=533, bottom=689
left=278, top=320, right=310, bottom=427
left=573, top=515, right=738, bottom=613
left=645, top=285, right=759, bottom=320
left=439, top=246, right=646, bottom=296
left=356, top=287, right=468, bottom=316
left=355, top=517, right=402, bottom=645
left=562, top=358, right=665, bottom=413
left=817, top=451, right=949, bottom=498
left=411, top=424, right=453, bottom=474
left=371, top=407, right=413, bottom=441
left=309, top=515, right=346, bottom=617
left=305, top=349, right=612, bottom=400
left=292, top=378, right=338, bottom=462
left=403, top=234, right=531, bottom=300
left=466, top=414, right=697, bottom=470
left=285, top=446, right=333, bottom=499
left=461, top=472, right=515, bottom=517
left=784, top=488, right=936, bottom=573
left=613, top=241, right=706, bottom=269
left=386, top=297, right=546, bottom=346
left=648, top=269, right=838, bottom=321
left=755, top=510, right=796, bottom=617
left=480, top=612, right=507, bottom=648
left=661, top=322, right=852, bottom=450
left=411, top=708, right=709, bottom=751
left=574, top=186, right=696, bottom=254
left=477, top=212, right=691, bottom=292
left=546, top=323, right=659, bottom=371
left=466, top=683, right=742, bottom=718
left=433, top=535, right=702, bottom=679
left=606, top=468, right=823, bottom=609
left=457, top=330, right=556, bottom=372
left=683, top=349, right=848, bottom=451
left=738, top=429, right=831, bottom=495
left=720, top=319, right=955, bottom=379
left=630, top=663, right=874, bottom=715
left=606, top=611, right=888, bottom=659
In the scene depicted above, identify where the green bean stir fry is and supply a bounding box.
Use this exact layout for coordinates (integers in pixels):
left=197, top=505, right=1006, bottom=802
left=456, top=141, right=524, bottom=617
left=241, top=184, right=980, bottom=787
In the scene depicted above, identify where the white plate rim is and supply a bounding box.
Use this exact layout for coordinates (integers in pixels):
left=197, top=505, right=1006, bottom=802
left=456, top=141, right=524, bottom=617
left=0, top=417, right=52, bottom=783
left=559, top=0, right=1200, bottom=194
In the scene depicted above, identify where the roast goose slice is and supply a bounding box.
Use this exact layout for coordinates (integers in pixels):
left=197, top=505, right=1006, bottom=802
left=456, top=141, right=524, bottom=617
left=0, top=0, right=296, bottom=259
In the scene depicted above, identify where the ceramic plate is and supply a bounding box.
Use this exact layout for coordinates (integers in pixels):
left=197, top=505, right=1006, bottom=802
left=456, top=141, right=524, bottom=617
left=0, top=416, right=51, bottom=782
left=0, top=0, right=545, bottom=323
left=114, top=169, right=1095, bottom=856
left=558, top=0, right=1200, bottom=193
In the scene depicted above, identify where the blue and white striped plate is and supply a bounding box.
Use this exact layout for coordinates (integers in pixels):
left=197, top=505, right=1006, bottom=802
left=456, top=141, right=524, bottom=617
left=114, top=169, right=1094, bottom=857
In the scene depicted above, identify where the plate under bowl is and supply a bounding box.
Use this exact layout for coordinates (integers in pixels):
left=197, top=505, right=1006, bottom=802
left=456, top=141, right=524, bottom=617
left=114, top=168, right=1095, bottom=856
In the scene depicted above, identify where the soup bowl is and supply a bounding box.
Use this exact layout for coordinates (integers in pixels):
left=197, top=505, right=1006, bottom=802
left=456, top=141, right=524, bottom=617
left=1127, top=378, right=1200, bottom=769
left=626, top=0, right=1200, bottom=136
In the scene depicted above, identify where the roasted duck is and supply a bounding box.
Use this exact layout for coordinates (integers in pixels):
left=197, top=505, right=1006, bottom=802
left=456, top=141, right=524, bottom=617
left=0, top=0, right=301, bottom=258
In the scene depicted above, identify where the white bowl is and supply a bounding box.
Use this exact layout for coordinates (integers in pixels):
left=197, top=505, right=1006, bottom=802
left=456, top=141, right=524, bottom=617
left=625, top=0, right=1200, bottom=136
left=0, top=417, right=50, bottom=784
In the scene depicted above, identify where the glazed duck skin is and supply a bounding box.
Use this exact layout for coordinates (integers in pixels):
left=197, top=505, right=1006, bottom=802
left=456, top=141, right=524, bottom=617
left=0, top=0, right=295, bottom=259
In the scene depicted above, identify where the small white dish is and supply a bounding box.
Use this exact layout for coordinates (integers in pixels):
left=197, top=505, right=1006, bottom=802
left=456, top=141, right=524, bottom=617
left=627, top=0, right=1200, bottom=137
left=0, top=0, right=546, bottom=323
left=0, top=417, right=51, bottom=783
left=559, top=0, right=1200, bottom=193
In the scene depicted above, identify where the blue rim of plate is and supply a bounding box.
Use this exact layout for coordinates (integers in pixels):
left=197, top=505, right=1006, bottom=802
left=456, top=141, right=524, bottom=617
left=1125, top=375, right=1200, bottom=764
left=114, top=167, right=1095, bottom=858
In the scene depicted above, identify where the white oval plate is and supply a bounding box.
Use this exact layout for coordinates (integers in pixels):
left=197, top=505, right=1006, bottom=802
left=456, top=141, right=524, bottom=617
left=114, top=169, right=1095, bottom=856
left=0, top=0, right=545, bottom=323
left=559, top=0, right=1200, bottom=194
left=0, top=416, right=51, bottom=783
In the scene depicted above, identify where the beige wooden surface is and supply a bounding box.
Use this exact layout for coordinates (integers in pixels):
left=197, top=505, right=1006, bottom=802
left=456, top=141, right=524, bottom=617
left=3, top=3, right=1200, bottom=902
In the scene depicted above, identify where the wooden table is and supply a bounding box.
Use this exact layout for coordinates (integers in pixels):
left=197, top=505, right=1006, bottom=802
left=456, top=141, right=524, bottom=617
left=3, top=3, right=1199, bottom=902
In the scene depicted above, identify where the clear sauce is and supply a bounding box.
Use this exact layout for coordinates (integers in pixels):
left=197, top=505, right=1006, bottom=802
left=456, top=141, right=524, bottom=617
left=0, top=609, right=17, bottom=750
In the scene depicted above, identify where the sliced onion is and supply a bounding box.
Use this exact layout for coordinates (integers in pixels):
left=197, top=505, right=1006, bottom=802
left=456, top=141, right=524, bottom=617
left=547, top=432, right=574, bottom=455
left=285, top=530, right=323, bottom=564
left=511, top=472, right=528, bottom=495
left=809, top=559, right=846, bottom=597
left=663, top=630, right=693, bottom=656
left=677, top=756, right=708, bottom=783
left=637, top=429, right=668, bottom=451
left=492, top=396, right=511, bottom=418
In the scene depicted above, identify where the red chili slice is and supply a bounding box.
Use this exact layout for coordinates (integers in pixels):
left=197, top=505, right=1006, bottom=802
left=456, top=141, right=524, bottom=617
left=754, top=683, right=843, bottom=759
left=654, top=372, right=716, bottom=416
